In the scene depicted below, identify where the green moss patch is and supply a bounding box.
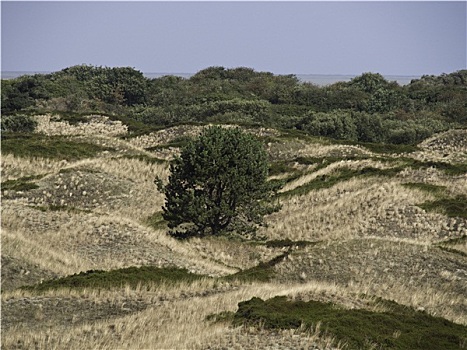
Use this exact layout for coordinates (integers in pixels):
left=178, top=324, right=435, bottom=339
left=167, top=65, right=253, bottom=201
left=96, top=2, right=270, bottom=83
left=402, top=182, right=447, bottom=195
left=224, top=253, right=289, bottom=282
left=233, top=296, right=467, bottom=350
left=419, top=196, right=467, bottom=218
left=120, top=154, right=166, bottom=165
left=1, top=133, right=114, bottom=160
left=1, top=175, right=44, bottom=192
left=359, top=142, right=419, bottom=154
left=268, top=161, right=297, bottom=176
left=145, top=136, right=193, bottom=151
left=403, top=183, right=467, bottom=218
left=401, top=158, right=467, bottom=176
left=22, top=266, right=207, bottom=292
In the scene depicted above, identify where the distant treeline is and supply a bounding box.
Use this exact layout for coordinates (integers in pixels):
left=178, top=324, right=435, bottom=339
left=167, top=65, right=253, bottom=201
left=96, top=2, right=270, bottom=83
left=2, top=65, right=466, bottom=144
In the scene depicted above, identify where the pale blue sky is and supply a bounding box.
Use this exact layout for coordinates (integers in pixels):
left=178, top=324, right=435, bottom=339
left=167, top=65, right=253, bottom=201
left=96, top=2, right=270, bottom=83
left=2, top=1, right=466, bottom=76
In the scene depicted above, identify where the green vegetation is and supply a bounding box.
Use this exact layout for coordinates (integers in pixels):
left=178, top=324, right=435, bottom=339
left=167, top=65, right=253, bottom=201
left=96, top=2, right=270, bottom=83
left=159, top=126, right=281, bottom=239
left=22, top=266, right=206, bottom=292
left=1, top=133, right=114, bottom=160
left=120, top=154, right=166, bottom=165
left=2, top=65, right=466, bottom=144
left=232, top=296, right=467, bottom=350
left=419, top=196, right=467, bottom=219
left=264, top=239, right=318, bottom=249
left=337, top=140, right=420, bottom=154
left=1, top=175, right=44, bottom=192
left=279, top=158, right=465, bottom=199
left=401, top=159, right=467, bottom=176
left=403, top=183, right=467, bottom=218
left=1, top=65, right=466, bottom=348
left=145, top=135, right=193, bottom=151
left=1, top=114, right=38, bottom=133
left=437, top=236, right=467, bottom=257
left=281, top=166, right=402, bottom=197
left=268, top=161, right=297, bottom=176
left=402, top=182, right=447, bottom=196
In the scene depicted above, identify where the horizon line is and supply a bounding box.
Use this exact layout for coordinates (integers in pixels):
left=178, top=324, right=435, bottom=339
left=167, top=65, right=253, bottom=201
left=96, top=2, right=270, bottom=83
left=1, top=70, right=423, bottom=77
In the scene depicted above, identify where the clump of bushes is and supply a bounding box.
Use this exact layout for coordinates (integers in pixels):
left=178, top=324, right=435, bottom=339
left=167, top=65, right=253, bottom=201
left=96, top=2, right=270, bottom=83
left=1, top=114, right=37, bottom=133
left=296, top=110, right=450, bottom=145
left=3, top=67, right=465, bottom=144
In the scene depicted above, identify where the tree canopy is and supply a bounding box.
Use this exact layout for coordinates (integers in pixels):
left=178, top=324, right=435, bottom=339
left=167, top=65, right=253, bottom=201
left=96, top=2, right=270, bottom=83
left=160, top=126, right=280, bottom=239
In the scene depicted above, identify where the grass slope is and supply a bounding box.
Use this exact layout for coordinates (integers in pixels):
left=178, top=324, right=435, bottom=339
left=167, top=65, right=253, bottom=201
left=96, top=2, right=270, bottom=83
left=1, top=117, right=466, bottom=349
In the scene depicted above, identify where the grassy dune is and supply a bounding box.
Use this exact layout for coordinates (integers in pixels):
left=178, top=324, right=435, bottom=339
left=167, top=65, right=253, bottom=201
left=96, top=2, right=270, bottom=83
left=1, top=115, right=466, bottom=349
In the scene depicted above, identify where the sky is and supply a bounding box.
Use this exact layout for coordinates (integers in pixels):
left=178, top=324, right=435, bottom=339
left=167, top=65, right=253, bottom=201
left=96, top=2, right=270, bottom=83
left=1, top=1, right=466, bottom=76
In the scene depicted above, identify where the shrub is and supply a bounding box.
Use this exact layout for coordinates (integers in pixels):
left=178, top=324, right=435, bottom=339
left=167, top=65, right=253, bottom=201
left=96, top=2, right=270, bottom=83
left=297, top=110, right=358, bottom=141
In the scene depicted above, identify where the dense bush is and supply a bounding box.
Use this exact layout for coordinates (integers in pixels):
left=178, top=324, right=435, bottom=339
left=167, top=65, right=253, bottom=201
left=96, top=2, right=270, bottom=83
left=297, top=110, right=358, bottom=141
left=383, top=118, right=448, bottom=144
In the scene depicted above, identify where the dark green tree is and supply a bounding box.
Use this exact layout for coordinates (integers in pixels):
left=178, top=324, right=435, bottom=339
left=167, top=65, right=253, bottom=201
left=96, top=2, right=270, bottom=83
left=160, top=126, right=280, bottom=239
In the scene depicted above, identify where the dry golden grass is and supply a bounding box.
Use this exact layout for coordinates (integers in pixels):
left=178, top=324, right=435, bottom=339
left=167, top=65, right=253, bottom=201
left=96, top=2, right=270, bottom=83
left=187, top=236, right=280, bottom=271
left=2, top=124, right=466, bottom=349
left=279, top=159, right=392, bottom=193
left=2, top=199, right=236, bottom=279
left=416, top=128, right=467, bottom=163
left=1, top=281, right=353, bottom=349
left=263, top=177, right=459, bottom=243
left=79, top=156, right=170, bottom=221
left=34, top=114, right=128, bottom=136
left=273, top=237, right=467, bottom=325
left=443, top=241, right=467, bottom=255
left=267, top=137, right=373, bottom=161
left=2, top=227, right=93, bottom=276
left=1, top=153, right=67, bottom=181
left=346, top=278, right=467, bottom=325
left=3, top=274, right=464, bottom=348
